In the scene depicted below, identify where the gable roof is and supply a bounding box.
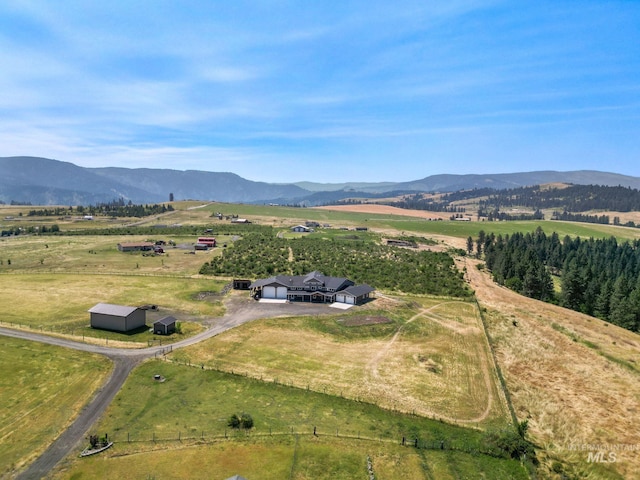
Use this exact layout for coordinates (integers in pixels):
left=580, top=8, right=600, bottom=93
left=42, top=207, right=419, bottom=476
left=154, top=316, right=176, bottom=326
left=88, top=303, right=139, bottom=317
left=250, top=272, right=354, bottom=291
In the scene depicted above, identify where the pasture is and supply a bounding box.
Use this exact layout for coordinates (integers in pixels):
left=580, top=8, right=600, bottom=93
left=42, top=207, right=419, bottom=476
left=0, top=273, right=222, bottom=343
left=54, top=360, right=528, bottom=479
left=169, top=297, right=510, bottom=428
left=0, top=337, right=110, bottom=477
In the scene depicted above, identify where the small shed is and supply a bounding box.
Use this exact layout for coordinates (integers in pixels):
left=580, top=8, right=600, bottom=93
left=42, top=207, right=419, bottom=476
left=89, top=303, right=146, bottom=332
left=233, top=279, right=252, bottom=290
left=153, top=316, right=176, bottom=335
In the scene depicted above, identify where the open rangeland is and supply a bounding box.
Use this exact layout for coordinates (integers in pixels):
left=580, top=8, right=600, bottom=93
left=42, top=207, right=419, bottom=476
left=461, top=256, right=640, bottom=479
left=0, top=337, right=110, bottom=478
left=52, top=361, right=528, bottom=480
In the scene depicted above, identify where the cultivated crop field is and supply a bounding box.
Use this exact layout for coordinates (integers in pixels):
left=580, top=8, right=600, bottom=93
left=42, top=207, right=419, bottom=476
left=0, top=336, right=110, bottom=477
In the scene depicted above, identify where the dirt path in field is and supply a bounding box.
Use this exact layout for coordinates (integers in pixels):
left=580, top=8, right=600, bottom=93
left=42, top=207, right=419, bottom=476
left=367, top=301, right=496, bottom=425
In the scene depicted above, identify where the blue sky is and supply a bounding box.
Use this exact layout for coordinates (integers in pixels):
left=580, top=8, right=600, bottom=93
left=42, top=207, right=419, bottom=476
left=1, top=1, right=639, bottom=183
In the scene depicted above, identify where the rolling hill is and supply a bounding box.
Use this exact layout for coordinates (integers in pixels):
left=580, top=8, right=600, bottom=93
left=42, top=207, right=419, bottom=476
left=2, top=156, right=640, bottom=206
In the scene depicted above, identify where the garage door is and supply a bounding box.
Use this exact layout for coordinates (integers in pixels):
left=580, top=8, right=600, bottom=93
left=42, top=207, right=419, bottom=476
left=263, top=286, right=277, bottom=298
left=346, top=296, right=355, bottom=304
left=336, top=294, right=346, bottom=303
left=276, top=286, right=287, bottom=299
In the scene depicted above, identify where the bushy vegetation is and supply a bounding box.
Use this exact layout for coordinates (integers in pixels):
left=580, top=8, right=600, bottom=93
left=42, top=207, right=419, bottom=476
left=200, top=232, right=471, bottom=297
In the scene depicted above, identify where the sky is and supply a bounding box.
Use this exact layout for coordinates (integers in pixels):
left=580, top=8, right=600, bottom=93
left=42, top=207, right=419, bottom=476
left=1, top=1, right=639, bottom=183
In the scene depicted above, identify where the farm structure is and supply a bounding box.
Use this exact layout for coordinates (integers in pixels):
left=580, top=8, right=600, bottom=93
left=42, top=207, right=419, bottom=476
left=153, top=316, right=176, bottom=335
left=88, top=303, right=146, bottom=332
left=250, top=271, right=374, bottom=305
left=117, top=241, right=154, bottom=252
left=233, top=279, right=252, bottom=290
left=197, top=237, right=217, bottom=248
left=291, top=225, right=312, bottom=233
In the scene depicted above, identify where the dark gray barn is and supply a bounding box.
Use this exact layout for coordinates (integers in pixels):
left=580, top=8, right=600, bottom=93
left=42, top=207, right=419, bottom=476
left=153, top=316, right=177, bottom=335
left=88, top=303, right=146, bottom=332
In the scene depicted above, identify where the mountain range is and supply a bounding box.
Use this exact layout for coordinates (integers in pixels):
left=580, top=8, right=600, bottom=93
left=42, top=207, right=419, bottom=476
left=2, top=156, right=640, bottom=206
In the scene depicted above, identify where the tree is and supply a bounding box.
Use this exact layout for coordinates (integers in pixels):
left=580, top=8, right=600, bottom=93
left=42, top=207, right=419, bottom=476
left=227, top=413, right=241, bottom=428
left=466, top=236, right=474, bottom=255
left=169, top=192, right=174, bottom=202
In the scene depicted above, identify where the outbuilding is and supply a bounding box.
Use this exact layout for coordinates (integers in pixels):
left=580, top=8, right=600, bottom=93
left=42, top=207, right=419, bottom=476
left=117, top=242, right=155, bottom=252
left=89, top=303, right=146, bottom=332
left=154, top=316, right=177, bottom=335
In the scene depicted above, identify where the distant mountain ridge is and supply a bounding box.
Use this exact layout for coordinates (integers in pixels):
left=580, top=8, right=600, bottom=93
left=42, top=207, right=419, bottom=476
left=1, top=156, right=640, bottom=206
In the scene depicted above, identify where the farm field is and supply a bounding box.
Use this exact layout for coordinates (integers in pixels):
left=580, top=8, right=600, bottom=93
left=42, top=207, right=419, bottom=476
left=0, top=233, right=229, bottom=276
left=0, top=336, right=110, bottom=477
left=53, top=361, right=528, bottom=480
left=2, top=200, right=640, bottom=478
left=170, top=298, right=510, bottom=428
left=0, top=273, right=222, bottom=343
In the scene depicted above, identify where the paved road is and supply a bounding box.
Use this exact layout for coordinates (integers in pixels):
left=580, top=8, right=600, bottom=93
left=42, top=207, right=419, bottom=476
left=3, top=298, right=338, bottom=479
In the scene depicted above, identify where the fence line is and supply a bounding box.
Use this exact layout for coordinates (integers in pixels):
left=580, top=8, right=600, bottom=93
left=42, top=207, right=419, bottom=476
left=98, top=427, right=510, bottom=459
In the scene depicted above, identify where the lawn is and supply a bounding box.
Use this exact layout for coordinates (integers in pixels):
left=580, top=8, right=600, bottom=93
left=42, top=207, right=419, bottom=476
left=0, top=337, right=111, bottom=478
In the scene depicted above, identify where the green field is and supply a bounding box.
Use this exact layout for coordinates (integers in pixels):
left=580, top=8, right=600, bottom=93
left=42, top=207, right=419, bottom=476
left=0, top=337, right=111, bottom=477
left=59, top=360, right=528, bottom=479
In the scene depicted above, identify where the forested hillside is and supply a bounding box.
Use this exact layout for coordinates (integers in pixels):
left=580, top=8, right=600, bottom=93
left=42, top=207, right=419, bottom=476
left=475, top=227, right=640, bottom=333
left=385, top=184, right=640, bottom=218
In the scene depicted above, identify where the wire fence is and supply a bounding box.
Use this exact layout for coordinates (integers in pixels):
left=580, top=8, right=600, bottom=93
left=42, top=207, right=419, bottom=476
left=93, top=426, right=512, bottom=460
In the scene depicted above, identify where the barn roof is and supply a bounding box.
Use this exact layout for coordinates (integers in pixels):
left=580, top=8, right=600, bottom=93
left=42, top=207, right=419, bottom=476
left=88, top=303, right=139, bottom=317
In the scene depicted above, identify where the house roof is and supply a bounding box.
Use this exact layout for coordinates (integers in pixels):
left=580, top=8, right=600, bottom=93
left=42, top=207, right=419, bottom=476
left=88, top=303, right=139, bottom=317
left=250, top=272, right=353, bottom=291
left=154, top=316, right=176, bottom=326
left=342, top=284, right=375, bottom=297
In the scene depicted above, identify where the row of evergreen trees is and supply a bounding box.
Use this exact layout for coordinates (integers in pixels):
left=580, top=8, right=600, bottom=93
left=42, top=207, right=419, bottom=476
left=471, top=228, right=640, bottom=333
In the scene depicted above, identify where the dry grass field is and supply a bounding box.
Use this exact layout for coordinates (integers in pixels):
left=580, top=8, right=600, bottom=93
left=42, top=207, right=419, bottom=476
left=462, top=256, right=640, bottom=479
left=171, top=297, right=510, bottom=429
